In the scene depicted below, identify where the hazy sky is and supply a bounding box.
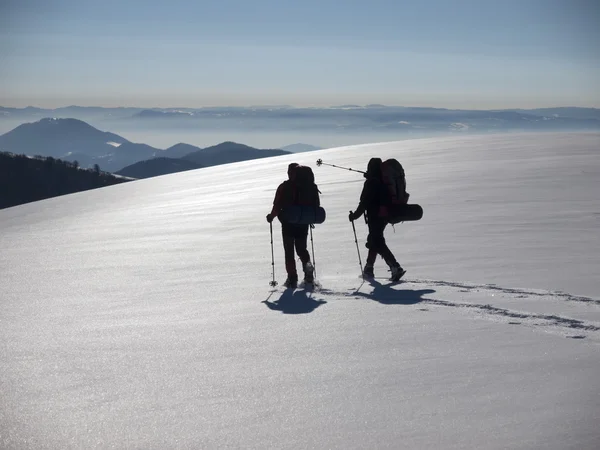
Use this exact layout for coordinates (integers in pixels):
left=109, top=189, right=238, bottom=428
left=1, top=0, right=599, bottom=109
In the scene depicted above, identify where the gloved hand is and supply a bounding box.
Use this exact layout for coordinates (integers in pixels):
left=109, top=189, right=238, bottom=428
left=266, top=213, right=275, bottom=223
left=348, top=211, right=358, bottom=222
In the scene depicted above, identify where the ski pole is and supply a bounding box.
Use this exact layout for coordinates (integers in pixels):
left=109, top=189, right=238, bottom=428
left=269, top=222, right=278, bottom=287
left=350, top=213, right=364, bottom=275
left=309, top=224, right=317, bottom=278
left=316, top=158, right=365, bottom=174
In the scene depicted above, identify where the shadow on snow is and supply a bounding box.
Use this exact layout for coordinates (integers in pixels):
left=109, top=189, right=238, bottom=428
left=262, top=278, right=436, bottom=313
left=353, top=278, right=436, bottom=305
left=262, top=288, right=327, bottom=314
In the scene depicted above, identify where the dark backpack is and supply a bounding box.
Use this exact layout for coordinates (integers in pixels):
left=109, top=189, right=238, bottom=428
left=380, top=158, right=409, bottom=205
left=279, top=165, right=325, bottom=225
left=293, top=165, right=320, bottom=206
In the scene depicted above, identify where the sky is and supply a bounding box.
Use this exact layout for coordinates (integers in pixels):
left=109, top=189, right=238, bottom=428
left=1, top=0, right=599, bottom=109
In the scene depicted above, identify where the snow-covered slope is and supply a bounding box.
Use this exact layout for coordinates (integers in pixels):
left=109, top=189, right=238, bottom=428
left=1, top=132, right=599, bottom=449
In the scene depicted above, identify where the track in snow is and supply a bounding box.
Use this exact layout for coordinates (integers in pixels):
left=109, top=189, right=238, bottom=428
left=266, top=277, right=600, bottom=342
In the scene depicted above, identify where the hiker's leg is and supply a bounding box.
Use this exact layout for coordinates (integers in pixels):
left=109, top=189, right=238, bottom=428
left=293, top=224, right=314, bottom=282
left=378, top=223, right=399, bottom=267
left=281, top=223, right=297, bottom=277
left=367, top=219, right=398, bottom=266
left=365, top=249, right=378, bottom=267
left=293, top=224, right=311, bottom=265
left=366, top=218, right=385, bottom=255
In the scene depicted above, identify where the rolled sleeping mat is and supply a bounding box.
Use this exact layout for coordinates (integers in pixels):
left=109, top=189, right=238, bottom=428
left=280, top=205, right=326, bottom=225
left=384, top=204, right=423, bottom=224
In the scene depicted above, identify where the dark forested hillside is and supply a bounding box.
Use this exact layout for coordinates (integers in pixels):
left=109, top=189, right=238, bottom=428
left=116, top=157, right=202, bottom=179
left=0, top=152, right=131, bottom=209
left=181, top=141, right=290, bottom=167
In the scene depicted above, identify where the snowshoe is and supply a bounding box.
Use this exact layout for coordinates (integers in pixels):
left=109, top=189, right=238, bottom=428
left=283, top=275, right=298, bottom=289
left=390, top=264, right=406, bottom=282
left=303, top=262, right=315, bottom=284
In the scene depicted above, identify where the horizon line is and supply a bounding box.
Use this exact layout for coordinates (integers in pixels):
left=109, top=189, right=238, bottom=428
left=1, top=104, right=599, bottom=111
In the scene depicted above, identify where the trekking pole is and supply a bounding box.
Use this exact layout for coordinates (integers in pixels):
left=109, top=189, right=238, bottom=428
left=309, top=225, right=317, bottom=278
left=316, top=159, right=365, bottom=174
left=350, top=213, right=364, bottom=275
left=269, top=222, right=278, bottom=287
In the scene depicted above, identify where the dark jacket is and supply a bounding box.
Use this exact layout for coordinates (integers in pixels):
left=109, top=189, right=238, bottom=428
left=354, top=158, right=385, bottom=220
left=270, top=179, right=293, bottom=218
left=355, top=177, right=386, bottom=220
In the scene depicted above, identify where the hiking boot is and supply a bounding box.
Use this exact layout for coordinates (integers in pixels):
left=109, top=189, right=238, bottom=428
left=362, top=265, right=374, bottom=279
left=390, top=264, right=406, bottom=282
left=283, top=274, right=298, bottom=288
left=303, top=262, right=314, bottom=283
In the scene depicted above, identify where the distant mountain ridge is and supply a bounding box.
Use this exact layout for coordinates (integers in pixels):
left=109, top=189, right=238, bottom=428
left=181, top=141, right=289, bottom=167
left=134, top=110, right=195, bottom=119
left=116, top=157, right=202, bottom=179
left=1, top=105, right=599, bottom=149
left=0, top=118, right=291, bottom=177
left=280, top=143, right=322, bottom=153
left=2, top=107, right=598, bottom=180
left=163, top=143, right=203, bottom=159
left=503, top=107, right=600, bottom=120
left=2, top=105, right=599, bottom=127
left=0, top=118, right=128, bottom=157
left=0, top=118, right=158, bottom=172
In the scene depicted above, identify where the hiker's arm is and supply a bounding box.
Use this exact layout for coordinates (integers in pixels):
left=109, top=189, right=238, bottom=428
left=351, top=181, right=373, bottom=219
left=266, top=184, right=284, bottom=222
left=269, top=184, right=285, bottom=215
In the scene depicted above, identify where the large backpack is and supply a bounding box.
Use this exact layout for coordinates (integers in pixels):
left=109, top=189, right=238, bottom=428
left=380, top=158, right=409, bottom=206
left=280, top=165, right=326, bottom=224
left=378, top=158, right=417, bottom=224
left=293, top=165, right=320, bottom=207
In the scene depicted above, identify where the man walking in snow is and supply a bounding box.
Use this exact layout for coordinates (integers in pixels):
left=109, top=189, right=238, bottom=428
left=349, top=157, right=406, bottom=281
left=266, top=163, right=317, bottom=288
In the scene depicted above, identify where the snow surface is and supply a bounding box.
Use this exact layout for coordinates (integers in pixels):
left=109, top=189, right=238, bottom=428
left=1, top=132, right=599, bottom=449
